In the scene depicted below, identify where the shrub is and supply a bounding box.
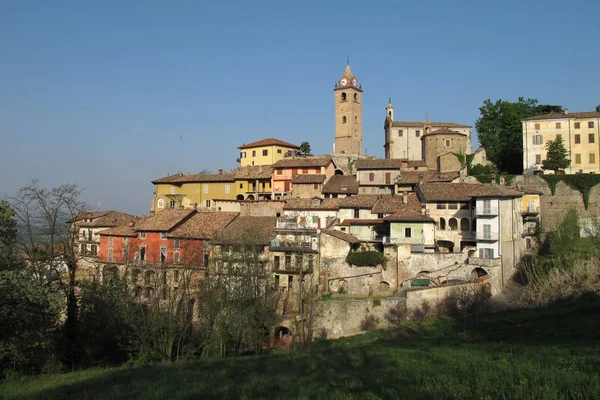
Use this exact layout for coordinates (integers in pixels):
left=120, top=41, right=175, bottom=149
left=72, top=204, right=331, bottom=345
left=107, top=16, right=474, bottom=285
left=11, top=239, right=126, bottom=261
left=385, top=302, right=407, bottom=328
left=360, top=314, right=379, bottom=331
left=346, top=251, right=385, bottom=267
left=411, top=301, right=433, bottom=324
left=436, top=295, right=460, bottom=317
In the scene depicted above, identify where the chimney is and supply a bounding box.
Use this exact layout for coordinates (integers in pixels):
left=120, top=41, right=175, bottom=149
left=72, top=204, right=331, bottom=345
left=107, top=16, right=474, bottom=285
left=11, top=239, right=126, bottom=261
left=259, top=165, right=263, bottom=173
left=564, top=108, right=569, bottom=115
left=218, top=168, right=223, bottom=174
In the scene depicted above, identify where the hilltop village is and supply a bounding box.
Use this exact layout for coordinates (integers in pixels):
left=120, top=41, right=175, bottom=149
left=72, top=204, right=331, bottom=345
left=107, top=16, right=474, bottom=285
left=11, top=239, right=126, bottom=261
left=71, top=63, right=599, bottom=339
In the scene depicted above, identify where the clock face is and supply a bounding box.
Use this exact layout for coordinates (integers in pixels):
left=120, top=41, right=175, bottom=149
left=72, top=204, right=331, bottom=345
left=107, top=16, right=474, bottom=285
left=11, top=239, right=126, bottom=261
left=352, top=79, right=357, bottom=86
left=340, top=78, right=347, bottom=86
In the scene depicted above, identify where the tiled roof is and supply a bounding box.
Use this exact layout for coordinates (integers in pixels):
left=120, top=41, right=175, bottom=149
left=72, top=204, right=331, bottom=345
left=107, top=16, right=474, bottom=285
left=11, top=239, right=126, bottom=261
left=337, top=218, right=384, bottom=226
left=272, top=156, right=333, bottom=169
left=428, top=128, right=466, bottom=136
left=396, top=171, right=460, bottom=185
left=167, top=212, right=239, bottom=239
left=133, top=209, right=196, bottom=232
left=384, top=210, right=435, bottom=223
left=355, top=159, right=403, bottom=170
left=405, top=160, right=428, bottom=168
left=238, top=138, right=300, bottom=149
left=291, top=174, right=326, bottom=184
left=211, top=216, right=276, bottom=246
left=371, top=193, right=421, bottom=214
left=339, top=195, right=380, bottom=209
left=322, top=175, right=359, bottom=194
left=233, top=165, right=274, bottom=180
left=391, top=121, right=471, bottom=128
left=469, top=184, right=523, bottom=198
left=97, top=222, right=139, bottom=237
left=418, top=183, right=485, bottom=202
left=152, top=172, right=235, bottom=184
left=283, top=198, right=341, bottom=211
left=519, top=187, right=543, bottom=195
left=522, top=111, right=600, bottom=121
left=73, top=211, right=139, bottom=227
left=322, top=229, right=362, bottom=244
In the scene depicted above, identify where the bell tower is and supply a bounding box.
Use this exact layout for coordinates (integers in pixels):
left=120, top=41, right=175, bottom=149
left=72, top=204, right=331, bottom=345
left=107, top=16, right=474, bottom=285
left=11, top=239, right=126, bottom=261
left=333, top=62, right=363, bottom=155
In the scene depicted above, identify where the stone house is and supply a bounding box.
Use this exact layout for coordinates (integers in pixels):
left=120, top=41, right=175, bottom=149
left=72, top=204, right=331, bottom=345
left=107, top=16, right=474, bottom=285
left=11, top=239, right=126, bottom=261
left=290, top=174, right=326, bottom=198
left=422, top=128, right=470, bottom=171
left=355, top=159, right=403, bottom=194
left=322, top=175, right=359, bottom=198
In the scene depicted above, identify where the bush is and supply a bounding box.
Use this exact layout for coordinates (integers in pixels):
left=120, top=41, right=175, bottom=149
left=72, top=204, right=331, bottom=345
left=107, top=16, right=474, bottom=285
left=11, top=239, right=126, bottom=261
left=385, top=303, right=407, bottom=330
left=346, top=251, right=385, bottom=267
left=411, top=301, right=433, bottom=324
left=360, top=314, right=379, bottom=331
left=436, top=296, right=460, bottom=317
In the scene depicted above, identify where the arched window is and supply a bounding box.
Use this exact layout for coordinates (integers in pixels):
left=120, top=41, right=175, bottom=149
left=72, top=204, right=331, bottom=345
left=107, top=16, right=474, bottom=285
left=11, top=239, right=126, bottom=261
left=472, top=218, right=477, bottom=232
left=449, top=218, right=458, bottom=230
left=439, top=218, right=446, bottom=230
left=388, top=111, right=392, bottom=117
left=460, top=218, right=470, bottom=231
left=341, top=92, right=347, bottom=101
left=354, top=93, right=358, bottom=101
left=157, top=198, right=165, bottom=208
left=343, top=116, right=347, bottom=124
left=354, top=116, right=358, bottom=124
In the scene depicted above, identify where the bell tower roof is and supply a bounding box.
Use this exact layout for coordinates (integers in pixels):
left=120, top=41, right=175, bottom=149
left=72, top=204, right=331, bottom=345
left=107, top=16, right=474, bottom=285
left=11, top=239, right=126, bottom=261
left=335, top=61, right=361, bottom=91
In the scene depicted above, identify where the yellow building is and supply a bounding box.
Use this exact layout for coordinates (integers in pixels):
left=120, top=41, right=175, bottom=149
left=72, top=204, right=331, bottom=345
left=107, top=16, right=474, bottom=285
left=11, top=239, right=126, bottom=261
left=151, top=171, right=236, bottom=213
left=238, top=138, right=299, bottom=167
left=522, top=111, right=600, bottom=174
left=233, top=165, right=274, bottom=201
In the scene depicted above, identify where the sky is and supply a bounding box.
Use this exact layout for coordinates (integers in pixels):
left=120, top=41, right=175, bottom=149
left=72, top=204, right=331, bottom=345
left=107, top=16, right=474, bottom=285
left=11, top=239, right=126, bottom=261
left=1, top=0, right=599, bottom=215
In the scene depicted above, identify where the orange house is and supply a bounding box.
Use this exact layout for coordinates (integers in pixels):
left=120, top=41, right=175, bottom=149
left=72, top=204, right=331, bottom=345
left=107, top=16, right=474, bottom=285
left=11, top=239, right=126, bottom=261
left=271, top=156, right=336, bottom=198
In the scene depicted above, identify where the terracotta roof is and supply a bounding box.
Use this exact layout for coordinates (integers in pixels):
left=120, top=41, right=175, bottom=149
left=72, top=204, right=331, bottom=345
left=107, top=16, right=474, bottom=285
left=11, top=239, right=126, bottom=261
left=519, top=187, right=543, bottom=195
left=396, top=171, right=460, bottom=185
left=428, top=128, right=466, bottom=136
left=292, top=174, right=326, bottom=184
left=73, top=211, right=139, bottom=227
left=167, top=212, right=239, bottom=239
left=391, top=121, right=471, bottom=128
left=322, top=175, right=359, bottom=194
left=283, top=198, right=341, bottom=211
left=405, top=160, right=427, bottom=168
left=211, top=216, right=276, bottom=246
left=371, top=193, right=421, bottom=214
left=418, top=183, right=485, bottom=202
left=133, top=209, right=196, bottom=232
left=272, top=156, right=333, bottom=169
left=238, top=138, right=300, bottom=149
left=384, top=210, right=435, bottom=223
left=322, top=229, right=362, bottom=244
left=339, top=195, right=380, bottom=209
left=97, top=223, right=139, bottom=237
left=355, top=159, right=402, bottom=170
left=152, top=172, right=235, bottom=184
left=337, top=218, right=384, bottom=226
left=522, top=111, right=600, bottom=121
left=233, top=165, right=274, bottom=180
left=468, top=184, right=523, bottom=198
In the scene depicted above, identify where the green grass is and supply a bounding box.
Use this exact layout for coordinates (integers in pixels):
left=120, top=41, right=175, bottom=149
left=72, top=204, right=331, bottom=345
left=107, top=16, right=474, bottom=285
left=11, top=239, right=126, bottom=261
left=2, top=294, right=600, bottom=399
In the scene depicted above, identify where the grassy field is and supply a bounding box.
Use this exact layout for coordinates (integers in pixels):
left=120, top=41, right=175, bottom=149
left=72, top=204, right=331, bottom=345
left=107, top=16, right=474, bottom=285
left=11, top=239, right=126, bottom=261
left=2, top=294, right=599, bottom=400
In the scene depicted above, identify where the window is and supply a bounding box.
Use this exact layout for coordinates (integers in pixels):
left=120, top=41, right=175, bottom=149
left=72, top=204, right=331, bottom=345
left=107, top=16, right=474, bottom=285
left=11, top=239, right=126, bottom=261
left=313, top=183, right=319, bottom=189
left=483, top=199, right=491, bottom=214
left=157, top=198, right=165, bottom=208
left=575, top=154, right=581, bottom=164
left=160, top=246, right=167, bottom=264
left=483, top=224, right=492, bottom=240
left=288, top=276, right=293, bottom=288
left=308, top=255, right=314, bottom=270
left=589, top=121, right=595, bottom=128
left=224, top=184, right=230, bottom=194
left=173, top=239, right=180, bottom=249
left=369, top=172, right=374, bottom=181
left=81, top=244, right=87, bottom=254
left=479, top=248, right=494, bottom=259
left=449, top=218, right=458, bottom=230
left=341, top=92, right=347, bottom=101
left=263, top=149, right=268, bottom=156
left=343, top=116, right=347, bottom=124
left=398, top=130, right=403, bottom=137
left=174, top=251, right=180, bottom=264
left=436, top=203, right=447, bottom=210
left=108, top=236, right=114, bottom=246
left=303, top=168, right=309, bottom=174
left=277, top=149, right=282, bottom=154
left=203, top=184, right=208, bottom=193
left=205, top=200, right=211, bottom=208
left=140, top=231, right=146, bottom=239
left=355, top=116, right=358, bottom=124
left=91, top=245, right=97, bottom=255
left=575, top=122, right=580, bottom=129
left=533, top=135, right=543, bottom=145
left=160, top=232, right=167, bottom=240
left=354, top=93, right=358, bottom=101
left=240, top=151, right=246, bottom=158
left=285, top=253, right=291, bottom=268
left=445, top=139, right=451, bottom=148
left=555, top=122, right=561, bottom=129
left=312, top=215, right=319, bottom=224
left=589, top=134, right=595, bottom=144
left=139, top=245, right=146, bottom=261
left=439, top=218, right=446, bottom=230
left=174, top=270, right=180, bottom=282
left=170, top=187, right=175, bottom=194
left=535, top=154, right=541, bottom=164
left=108, top=248, right=113, bottom=262
left=277, top=169, right=282, bottom=175
left=274, top=256, right=280, bottom=270
left=354, top=208, right=360, bottom=218
left=415, top=130, right=421, bottom=137
left=575, top=134, right=581, bottom=144
left=534, top=123, right=540, bottom=130
left=203, top=254, right=209, bottom=268
left=123, top=247, right=128, bottom=259
left=448, top=202, right=458, bottom=210
left=168, top=200, right=176, bottom=209
left=591, top=153, right=597, bottom=164
left=252, top=150, right=256, bottom=157
left=404, top=227, right=412, bottom=238
left=295, top=255, right=303, bottom=269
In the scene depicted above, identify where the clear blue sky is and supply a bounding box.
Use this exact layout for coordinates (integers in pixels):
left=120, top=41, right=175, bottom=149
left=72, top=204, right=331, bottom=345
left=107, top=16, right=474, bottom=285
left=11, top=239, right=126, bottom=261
left=1, top=0, right=598, bottom=215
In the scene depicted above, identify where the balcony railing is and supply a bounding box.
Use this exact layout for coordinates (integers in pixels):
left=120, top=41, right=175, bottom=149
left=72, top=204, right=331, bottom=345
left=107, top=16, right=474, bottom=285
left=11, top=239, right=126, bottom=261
left=476, top=231, right=499, bottom=241
left=275, top=220, right=318, bottom=231
left=522, top=206, right=540, bottom=215
left=269, top=239, right=318, bottom=252
left=468, top=256, right=501, bottom=268
left=474, top=206, right=499, bottom=217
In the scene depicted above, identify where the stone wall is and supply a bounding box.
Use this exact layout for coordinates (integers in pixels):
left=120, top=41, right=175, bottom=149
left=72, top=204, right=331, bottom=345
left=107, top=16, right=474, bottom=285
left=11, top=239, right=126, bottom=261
left=513, top=175, right=600, bottom=231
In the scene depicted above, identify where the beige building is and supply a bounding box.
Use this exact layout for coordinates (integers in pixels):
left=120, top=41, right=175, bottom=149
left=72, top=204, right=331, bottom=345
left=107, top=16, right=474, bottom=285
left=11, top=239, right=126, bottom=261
left=333, top=63, right=362, bottom=155
left=383, top=100, right=472, bottom=162
left=522, top=111, right=600, bottom=174
left=422, top=128, right=470, bottom=171
left=238, top=138, right=300, bottom=167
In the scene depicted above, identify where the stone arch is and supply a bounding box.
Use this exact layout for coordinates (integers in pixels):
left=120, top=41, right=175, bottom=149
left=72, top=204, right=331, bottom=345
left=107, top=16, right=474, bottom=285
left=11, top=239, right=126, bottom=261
left=354, top=93, right=358, bottom=101
left=145, top=287, right=155, bottom=298
left=103, top=265, right=119, bottom=282
left=134, top=285, right=143, bottom=298
left=378, top=281, right=391, bottom=292
left=263, top=195, right=271, bottom=200
left=341, top=92, right=347, bottom=101
left=236, top=194, right=244, bottom=201
left=439, top=217, right=446, bottom=230
left=460, top=218, right=470, bottom=231
left=131, top=268, right=142, bottom=284
left=436, top=240, right=455, bottom=252
left=416, top=271, right=430, bottom=277
left=145, top=270, right=155, bottom=285
left=471, top=267, right=488, bottom=279
left=334, top=169, right=344, bottom=176
left=246, top=194, right=255, bottom=201
left=449, top=218, right=458, bottom=230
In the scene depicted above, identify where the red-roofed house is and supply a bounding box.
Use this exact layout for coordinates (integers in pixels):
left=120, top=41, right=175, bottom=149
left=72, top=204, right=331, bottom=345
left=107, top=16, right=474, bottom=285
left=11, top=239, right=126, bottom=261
left=238, top=138, right=300, bottom=167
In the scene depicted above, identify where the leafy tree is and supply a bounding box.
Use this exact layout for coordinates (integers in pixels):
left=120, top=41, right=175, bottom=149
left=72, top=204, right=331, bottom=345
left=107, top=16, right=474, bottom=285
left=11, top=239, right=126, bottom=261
left=596, top=104, right=600, bottom=113
left=548, top=208, right=580, bottom=257
left=475, top=97, right=540, bottom=174
left=542, top=136, right=570, bottom=172
left=299, top=142, right=312, bottom=157
left=536, top=104, right=564, bottom=115
left=0, top=200, right=17, bottom=271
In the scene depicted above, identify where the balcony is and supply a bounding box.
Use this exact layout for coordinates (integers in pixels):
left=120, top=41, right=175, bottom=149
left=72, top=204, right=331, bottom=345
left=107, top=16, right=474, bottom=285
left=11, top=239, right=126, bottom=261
left=275, top=219, right=318, bottom=231
left=474, top=206, right=499, bottom=217
left=476, top=231, right=499, bottom=241
left=269, top=238, right=318, bottom=253
left=522, top=206, right=540, bottom=215
left=468, top=256, right=501, bottom=268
